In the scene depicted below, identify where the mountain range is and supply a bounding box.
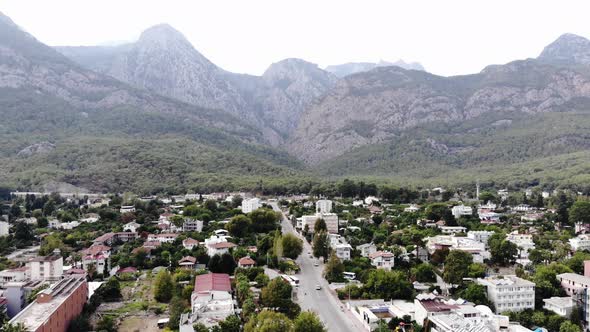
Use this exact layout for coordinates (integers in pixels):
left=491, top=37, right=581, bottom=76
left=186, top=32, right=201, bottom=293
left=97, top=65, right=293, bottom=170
left=3, top=11, right=590, bottom=192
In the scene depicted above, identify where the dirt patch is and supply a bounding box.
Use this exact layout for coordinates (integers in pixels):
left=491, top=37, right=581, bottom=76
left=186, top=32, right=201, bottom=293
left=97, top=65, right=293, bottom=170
left=118, top=314, right=161, bottom=332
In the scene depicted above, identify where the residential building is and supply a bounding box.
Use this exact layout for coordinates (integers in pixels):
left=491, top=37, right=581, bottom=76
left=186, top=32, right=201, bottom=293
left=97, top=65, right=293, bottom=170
left=477, top=275, right=535, bottom=313
left=241, top=198, right=261, bottom=214
left=513, top=204, right=533, bottom=212
left=27, top=250, right=63, bottom=282
left=451, top=205, right=473, bottom=219
left=543, top=297, right=575, bottom=317
left=188, top=273, right=234, bottom=328
left=4, top=281, right=45, bottom=318
left=557, top=273, right=590, bottom=297
left=0, top=267, right=28, bottom=288
left=81, top=245, right=111, bottom=276
left=404, top=204, right=420, bottom=213
left=320, top=213, right=339, bottom=234
left=334, top=243, right=352, bottom=261
left=8, top=277, right=87, bottom=332
left=467, top=231, right=495, bottom=247
left=439, top=226, right=467, bottom=235
left=368, top=251, right=394, bottom=270
left=204, top=235, right=237, bottom=256
left=506, top=232, right=535, bottom=265
left=478, top=201, right=497, bottom=212
left=119, top=205, right=135, bottom=214
left=349, top=299, right=415, bottom=331
left=183, top=219, right=204, bottom=232
left=570, top=235, right=590, bottom=252
left=147, top=233, right=178, bottom=244
left=183, top=238, right=200, bottom=250
left=123, top=221, right=140, bottom=233
left=178, top=256, right=197, bottom=270
left=0, top=221, right=9, bottom=236
left=357, top=243, right=378, bottom=258
left=425, top=235, right=490, bottom=263
left=364, top=196, right=379, bottom=205
left=479, top=212, right=501, bottom=224
left=238, top=257, right=256, bottom=268
left=92, top=232, right=138, bottom=246
left=316, top=199, right=333, bottom=213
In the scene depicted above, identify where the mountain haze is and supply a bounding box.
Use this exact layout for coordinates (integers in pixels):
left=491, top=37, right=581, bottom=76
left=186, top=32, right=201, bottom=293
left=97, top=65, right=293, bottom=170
left=325, top=60, right=425, bottom=77
left=57, top=26, right=338, bottom=143
left=0, top=12, right=301, bottom=193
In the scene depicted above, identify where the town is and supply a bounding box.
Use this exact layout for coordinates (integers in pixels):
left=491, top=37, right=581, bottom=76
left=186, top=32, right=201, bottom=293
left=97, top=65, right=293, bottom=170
left=0, top=182, right=589, bottom=332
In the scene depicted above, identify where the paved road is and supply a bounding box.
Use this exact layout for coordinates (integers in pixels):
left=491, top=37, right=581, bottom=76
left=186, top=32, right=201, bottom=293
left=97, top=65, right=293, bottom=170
left=270, top=202, right=362, bottom=332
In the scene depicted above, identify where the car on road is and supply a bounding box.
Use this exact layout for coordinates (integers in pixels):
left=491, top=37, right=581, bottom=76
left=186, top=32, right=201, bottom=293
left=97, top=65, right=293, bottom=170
left=315, top=284, right=322, bottom=290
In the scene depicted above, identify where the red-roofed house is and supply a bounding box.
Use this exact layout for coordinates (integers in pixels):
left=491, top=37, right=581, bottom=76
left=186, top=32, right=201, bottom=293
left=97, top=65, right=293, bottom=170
left=183, top=238, right=199, bottom=250
left=81, top=244, right=111, bottom=275
left=117, top=267, right=138, bottom=275
left=369, top=251, right=394, bottom=270
left=178, top=256, right=197, bottom=269
left=238, top=256, right=256, bottom=268
left=190, top=273, right=234, bottom=327
left=204, top=235, right=237, bottom=256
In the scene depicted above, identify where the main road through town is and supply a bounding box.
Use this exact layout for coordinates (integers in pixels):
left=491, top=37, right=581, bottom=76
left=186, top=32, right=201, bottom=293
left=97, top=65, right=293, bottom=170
left=269, top=202, right=363, bottom=332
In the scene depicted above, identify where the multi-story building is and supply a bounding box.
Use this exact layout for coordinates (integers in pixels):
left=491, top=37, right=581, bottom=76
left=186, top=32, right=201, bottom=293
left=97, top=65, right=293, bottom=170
left=147, top=233, right=179, bottom=244
left=570, top=235, right=590, bottom=252
left=467, top=231, right=495, bottom=247
left=8, top=277, right=88, bottom=332
left=186, top=273, right=234, bottom=328
left=119, top=205, right=136, bottom=213
left=204, top=235, right=237, bottom=257
left=439, top=226, right=467, bottom=235
left=334, top=243, right=352, bottom=261
left=357, top=243, right=377, bottom=258
left=301, top=212, right=339, bottom=234
left=316, top=199, right=333, bottom=214
left=4, top=280, right=45, bottom=318
left=183, top=238, right=200, bottom=250
left=92, top=232, right=138, bottom=246
left=27, top=250, right=63, bottom=282
left=81, top=245, right=111, bottom=275
left=451, top=205, right=473, bottom=219
left=506, top=232, right=535, bottom=265
left=183, top=219, right=204, bottom=232
left=543, top=297, right=575, bottom=317
left=0, top=267, right=28, bottom=288
left=123, top=221, right=140, bottom=233
left=369, top=251, right=394, bottom=270
left=425, top=235, right=490, bottom=263
left=241, top=198, right=261, bottom=214
left=0, top=221, right=9, bottom=236
left=477, top=275, right=535, bottom=313
left=557, top=272, right=590, bottom=326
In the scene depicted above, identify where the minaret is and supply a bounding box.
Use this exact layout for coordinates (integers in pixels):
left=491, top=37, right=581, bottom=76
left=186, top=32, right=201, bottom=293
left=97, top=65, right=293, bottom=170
left=476, top=179, right=480, bottom=200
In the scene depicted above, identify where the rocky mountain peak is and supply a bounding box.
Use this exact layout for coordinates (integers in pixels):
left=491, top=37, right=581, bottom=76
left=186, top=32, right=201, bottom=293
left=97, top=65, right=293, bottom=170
left=137, top=23, right=189, bottom=46
left=538, top=33, right=590, bottom=66
left=262, top=58, right=337, bottom=87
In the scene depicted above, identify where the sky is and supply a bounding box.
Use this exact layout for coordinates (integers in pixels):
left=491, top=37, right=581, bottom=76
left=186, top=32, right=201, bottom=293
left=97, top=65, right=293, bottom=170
left=1, top=0, right=589, bottom=77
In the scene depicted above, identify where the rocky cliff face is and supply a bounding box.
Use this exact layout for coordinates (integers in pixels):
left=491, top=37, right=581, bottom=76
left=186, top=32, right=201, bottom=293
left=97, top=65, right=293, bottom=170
left=325, top=60, right=425, bottom=77
left=288, top=60, right=590, bottom=164
left=538, top=33, right=590, bottom=66
left=57, top=26, right=338, bottom=143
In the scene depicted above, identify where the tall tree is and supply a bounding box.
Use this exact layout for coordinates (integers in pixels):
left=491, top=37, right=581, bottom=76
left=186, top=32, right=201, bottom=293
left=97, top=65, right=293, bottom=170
left=324, top=250, right=345, bottom=282
left=282, top=233, right=303, bottom=259
left=226, top=215, right=252, bottom=238
left=569, top=201, right=590, bottom=225
left=249, top=209, right=280, bottom=233
left=244, top=310, right=293, bottom=332
left=314, top=218, right=327, bottom=233
left=153, top=270, right=174, bottom=302
left=294, top=311, right=326, bottom=332
left=312, top=231, right=329, bottom=259
left=443, top=250, right=473, bottom=285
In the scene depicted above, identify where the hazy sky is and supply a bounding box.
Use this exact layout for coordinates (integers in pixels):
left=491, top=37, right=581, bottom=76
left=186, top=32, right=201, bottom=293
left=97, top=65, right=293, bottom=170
left=2, top=0, right=589, bottom=76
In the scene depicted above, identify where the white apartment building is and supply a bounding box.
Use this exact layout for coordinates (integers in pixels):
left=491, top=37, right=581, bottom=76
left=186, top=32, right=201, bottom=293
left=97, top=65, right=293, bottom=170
left=425, top=235, right=490, bottom=263
left=451, top=205, right=473, bottom=219
left=357, top=243, right=377, bottom=258
left=316, top=199, right=333, bottom=214
left=147, top=233, right=179, bottom=243
left=301, top=212, right=339, bottom=234
left=506, top=232, right=535, bottom=265
left=404, top=204, right=420, bottom=213
left=241, top=198, right=261, bottom=214
left=27, top=249, right=63, bottom=282
left=334, top=243, right=352, bottom=261
left=543, top=297, right=575, bottom=317
left=0, top=267, right=27, bottom=288
left=557, top=273, right=590, bottom=325
left=439, top=226, right=467, bottom=235
left=477, top=275, right=535, bottom=313
left=123, top=221, right=140, bottom=233
left=467, top=231, right=495, bottom=246
left=0, top=221, right=9, bottom=236
left=183, top=219, right=204, bottom=232
left=369, top=251, right=394, bottom=270
left=204, top=234, right=237, bottom=256
left=569, top=234, right=590, bottom=252
left=120, top=205, right=136, bottom=213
